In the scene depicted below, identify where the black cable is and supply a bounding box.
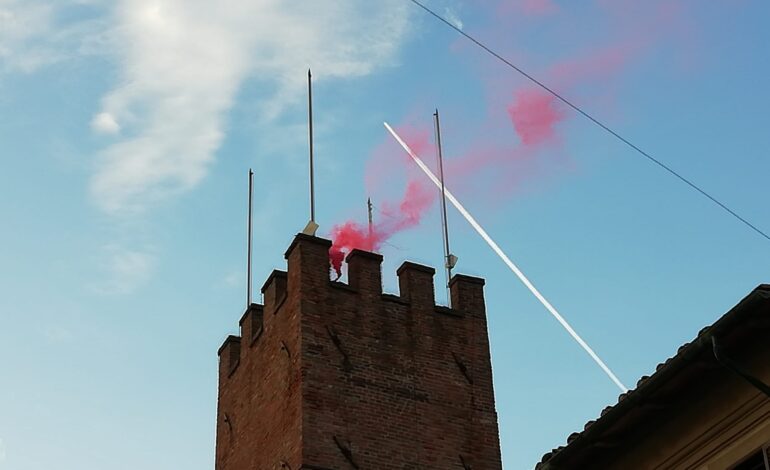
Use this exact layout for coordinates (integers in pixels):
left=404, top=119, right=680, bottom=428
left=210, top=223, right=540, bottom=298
left=409, top=0, right=770, bottom=242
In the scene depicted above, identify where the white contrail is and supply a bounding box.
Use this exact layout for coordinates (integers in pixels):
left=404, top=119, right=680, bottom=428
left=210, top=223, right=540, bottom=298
left=384, top=122, right=629, bottom=393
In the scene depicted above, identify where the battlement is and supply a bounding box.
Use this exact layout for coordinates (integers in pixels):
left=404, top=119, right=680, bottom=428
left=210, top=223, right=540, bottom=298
left=217, top=234, right=489, bottom=367
left=215, top=233, right=501, bottom=470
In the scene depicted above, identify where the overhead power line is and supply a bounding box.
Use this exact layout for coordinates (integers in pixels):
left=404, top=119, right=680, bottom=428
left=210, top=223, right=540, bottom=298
left=408, top=0, right=770, bottom=242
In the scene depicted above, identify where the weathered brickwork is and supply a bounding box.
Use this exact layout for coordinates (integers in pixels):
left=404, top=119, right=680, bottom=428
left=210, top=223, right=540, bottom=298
left=216, top=233, right=502, bottom=470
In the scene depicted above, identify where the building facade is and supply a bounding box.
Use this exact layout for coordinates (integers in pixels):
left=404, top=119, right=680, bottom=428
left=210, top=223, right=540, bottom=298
left=537, top=285, right=770, bottom=470
left=216, top=234, right=502, bottom=469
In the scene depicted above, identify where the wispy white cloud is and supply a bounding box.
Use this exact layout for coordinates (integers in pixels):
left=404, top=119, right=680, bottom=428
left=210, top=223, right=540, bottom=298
left=43, top=324, right=75, bottom=342
left=222, top=271, right=241, bottom=288
left=2, top=0, right=414, bottom=290
left=89, top=0, right=413, bottom=214
left=444, top=6, right=463, bottom=30
left=2, top=0, right=413, bottom=213
left=212, top=269, right=243, bottom=291
left=0, top=0, right=56, bottom=72
left=91, top=244, right=156, bottom=294
left=0, top=0, right=108, bottom=73
left=91, top=111, right=121, bottom=134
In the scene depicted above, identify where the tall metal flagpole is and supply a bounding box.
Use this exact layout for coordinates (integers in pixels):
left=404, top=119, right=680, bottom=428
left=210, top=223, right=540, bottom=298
left=301, top=69, right=319, bottom=236
left=247, top=168, right=254, bottom=308
left=308, top=69, right=316, bottom=224
left=434, top=110, right=454, bottom=306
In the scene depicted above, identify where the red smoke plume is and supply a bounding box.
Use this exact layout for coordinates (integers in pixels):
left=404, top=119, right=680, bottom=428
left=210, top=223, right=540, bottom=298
left=327, top=0, right=696, bottom=276
left=329, top=179, right=435, bottom=277
left=520, top=0, right=559, bottom=15
left=508, top=88, right=564, bottom=146
left=326, top=87, right=565, bottom=277
left=326, top=81, right=570, bottom=276
left=328, top=125, right=438, bottom=277
left=496, top=0, right=559, bottom=16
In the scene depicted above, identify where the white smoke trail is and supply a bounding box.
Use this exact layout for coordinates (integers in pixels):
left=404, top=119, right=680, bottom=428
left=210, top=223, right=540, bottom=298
left=384, top=122, right=629, bottom=393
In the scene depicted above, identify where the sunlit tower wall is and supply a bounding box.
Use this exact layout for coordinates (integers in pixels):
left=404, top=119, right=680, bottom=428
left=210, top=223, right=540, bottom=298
left=215, top=233, right=502, bottom=469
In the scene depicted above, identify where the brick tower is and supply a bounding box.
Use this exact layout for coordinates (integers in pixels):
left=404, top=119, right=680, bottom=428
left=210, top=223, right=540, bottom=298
left=215, top=234, right=502, bottom=469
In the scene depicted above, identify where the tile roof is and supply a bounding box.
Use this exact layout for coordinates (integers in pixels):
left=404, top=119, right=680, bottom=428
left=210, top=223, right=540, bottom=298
left=535, top=284, right=770, bottom=470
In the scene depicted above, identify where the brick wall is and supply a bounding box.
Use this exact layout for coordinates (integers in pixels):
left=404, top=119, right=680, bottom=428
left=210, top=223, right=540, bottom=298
left=216, top=234, right=502, bottom=470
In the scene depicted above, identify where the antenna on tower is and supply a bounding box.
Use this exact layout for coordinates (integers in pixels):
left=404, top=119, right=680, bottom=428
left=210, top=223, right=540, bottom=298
left=247, top=168, right=254, bottom=308
left=367, top=197, right=374, bottom=248
left=433, top=109, right=457, bottom=306
left=303, top=68, right=319, bottom=236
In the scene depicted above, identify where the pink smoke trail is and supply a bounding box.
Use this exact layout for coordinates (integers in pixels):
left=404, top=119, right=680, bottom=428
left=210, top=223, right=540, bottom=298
left=508, top=88, right=565, bottom=146
left=329, top=178, right=435, bottom=277
left=328, top=0, right=699, bottom=273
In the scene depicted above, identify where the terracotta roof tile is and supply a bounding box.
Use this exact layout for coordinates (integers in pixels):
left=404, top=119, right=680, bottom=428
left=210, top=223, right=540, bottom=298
left=534, top=284, right=770, bottom=470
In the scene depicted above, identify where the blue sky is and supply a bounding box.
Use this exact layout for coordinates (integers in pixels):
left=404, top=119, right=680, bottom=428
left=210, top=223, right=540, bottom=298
left=1, top=1, right=769, bottom=468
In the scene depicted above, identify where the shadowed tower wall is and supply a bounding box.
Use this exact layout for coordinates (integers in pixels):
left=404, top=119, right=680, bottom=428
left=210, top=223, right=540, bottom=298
left=215, top=234, right=502, bottom=469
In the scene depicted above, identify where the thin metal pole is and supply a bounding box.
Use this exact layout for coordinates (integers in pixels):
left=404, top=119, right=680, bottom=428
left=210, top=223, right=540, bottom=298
left=367, top=197, right=373, bottom=247
left=308, top=69, right=316, bottom=223
left=433, top=110, right=452, bottom=305
left=247, top=168, right=254, bottom=308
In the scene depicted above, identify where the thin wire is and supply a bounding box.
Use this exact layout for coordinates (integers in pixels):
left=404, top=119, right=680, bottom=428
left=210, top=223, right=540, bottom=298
left=366, top=203, right=406, bottom=249
left=372, top=203, right=400, bottom=221
left=408, top=0, right=770, bottom=242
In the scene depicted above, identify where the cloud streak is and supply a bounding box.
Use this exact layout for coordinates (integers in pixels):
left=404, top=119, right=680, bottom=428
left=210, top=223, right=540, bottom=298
left=0, top=0, right=108, bottom=74
left=91, top=244, right=156, bottom=295
left=0, top=0, right=57, bottom=72
left=89, top=0, right=412, bottom=214
left=91, top=111, right=121, bottom=134
left=444, top=6, right=464, bottom=30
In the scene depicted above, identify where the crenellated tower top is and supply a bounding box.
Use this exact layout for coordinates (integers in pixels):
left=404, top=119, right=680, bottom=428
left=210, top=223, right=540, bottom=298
left=216, top=233, right=502, bottom=470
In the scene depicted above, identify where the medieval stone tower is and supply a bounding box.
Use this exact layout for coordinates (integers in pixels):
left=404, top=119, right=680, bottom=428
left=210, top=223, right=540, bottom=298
left=215, top=233, right=502, bottom=469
